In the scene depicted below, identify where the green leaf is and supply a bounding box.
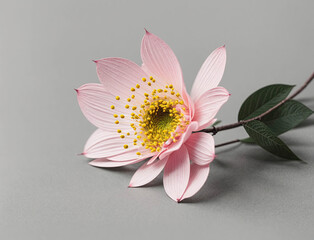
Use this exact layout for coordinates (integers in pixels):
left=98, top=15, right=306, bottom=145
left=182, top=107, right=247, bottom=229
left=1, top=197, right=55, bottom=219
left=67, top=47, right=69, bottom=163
left=241, top=100, right=313, bottom=143
left=238, top=84, right=294, bottom=121
left=211, top=120, right=222, bottom=127
left=243, top=120, right=301, bottom=160
left=240, top=137, right=255, bottom=143
left=261, top=100, right=313, bottom=135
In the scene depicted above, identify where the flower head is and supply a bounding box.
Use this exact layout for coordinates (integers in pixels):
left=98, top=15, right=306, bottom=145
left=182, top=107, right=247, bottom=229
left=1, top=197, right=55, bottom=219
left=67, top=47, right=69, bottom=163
left=77, top=30, right=229, bottom=202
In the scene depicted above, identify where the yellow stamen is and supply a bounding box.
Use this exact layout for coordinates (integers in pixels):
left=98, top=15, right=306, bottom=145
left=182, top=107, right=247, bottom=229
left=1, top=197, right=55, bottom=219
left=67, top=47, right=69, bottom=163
left=115, top=96, right=120, bottom=100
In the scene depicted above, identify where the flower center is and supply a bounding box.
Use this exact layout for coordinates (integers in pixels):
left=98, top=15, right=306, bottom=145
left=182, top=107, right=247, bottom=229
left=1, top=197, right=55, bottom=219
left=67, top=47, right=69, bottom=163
left=110, top=76, right=189, bottom=156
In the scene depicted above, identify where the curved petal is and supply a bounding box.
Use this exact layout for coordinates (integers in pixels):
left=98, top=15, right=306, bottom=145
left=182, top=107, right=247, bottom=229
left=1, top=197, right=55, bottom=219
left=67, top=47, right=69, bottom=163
left=159, top=121, right=198, bottom=160
left=141, top=30, right=185, bottom=95
left=84, top=129, right=151, bottom=161
left=95, top=57, right=151, bottom=102
left=185, top=133, right=215, bottom=166
left=163, top=145, right=190, bottom=202
left=190, top=46, right=226, bottom=101
left=76, top=83, right=133, bottom=132
left=129, top=156, right=169, bottom=187
left=179, top=163, right=210, bottom=201
left=89, top=158, right=143, bottom=168
left=193, top=87, right=229, bottom=130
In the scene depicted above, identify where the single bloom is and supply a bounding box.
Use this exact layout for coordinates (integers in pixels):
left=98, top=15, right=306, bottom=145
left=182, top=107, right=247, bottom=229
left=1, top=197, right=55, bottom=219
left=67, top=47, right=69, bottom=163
left=76, top=30, right=229, bottom=202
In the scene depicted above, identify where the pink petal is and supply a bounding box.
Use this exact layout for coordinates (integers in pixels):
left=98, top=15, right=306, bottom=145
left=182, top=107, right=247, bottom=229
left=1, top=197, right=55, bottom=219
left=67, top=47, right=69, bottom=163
left=89, top=158, right=143, bottom=168
left=190, top=46, right=226, bottom=101
left=141, top=30, right=185, bottom=95
left=185, top=133, right=215, bottom=166
left=159, top=121, right=198, bottom=160
left=179, top=163, right=210, bottom=201
left=84, top=129, right=152, bottom=160
left=193, top=87, right=229, bottom=130
left=129, top=156, right=169, bottom=187
left=76, top=83, right=133, bottom=132
left=163, top=145, right=190, bottom=202
left=95, top=58, right=151, bottom=101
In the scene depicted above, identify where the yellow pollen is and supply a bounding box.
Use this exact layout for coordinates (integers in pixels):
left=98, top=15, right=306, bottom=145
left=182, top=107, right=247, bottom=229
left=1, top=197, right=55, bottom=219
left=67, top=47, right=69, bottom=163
left=136, top=84, right=140, bottom=89
left=113, top=114, right=118, bottom=118
left=120, top=114, right=125, bottom=118
left=131, top=95, right=135, bottom=99
left=125, top=105, right=130, bottom=109
left=110, top=105, right=115, bottom=109
left=124, top=145, right=128, bottom=149
left=142, top=78, right=146, bottom=82
left=144, top=93, right=149, bottom=97
left=127, top=98, right=131, bottom=102
left=169, top=84, right=173, bottom=88
left=132, top=106, right=137, bottom=110
left=115, top=120, right=119, bottom=124
left=117, top=129, right=122, bottom=133
left=120, top=135, right=125, bottom=138
left=136, top=152, right=141, bottom=155
left=149, top=76, right=153, bottom=80
left=131, top=87, right=135, bottom=91
left=148, top=82, right=152, bottom=86
left=115, top=96, right=120, bottom=100
left=127, top=132, right=130, bottom=136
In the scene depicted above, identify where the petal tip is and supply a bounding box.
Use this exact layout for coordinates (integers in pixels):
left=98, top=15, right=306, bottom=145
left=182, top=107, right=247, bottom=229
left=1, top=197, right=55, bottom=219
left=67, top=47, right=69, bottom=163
left=144, top=28, right=150, bottom=34
left=74, top=88, right=79, bottom=93
left=92, top=60, right=98, bottom=63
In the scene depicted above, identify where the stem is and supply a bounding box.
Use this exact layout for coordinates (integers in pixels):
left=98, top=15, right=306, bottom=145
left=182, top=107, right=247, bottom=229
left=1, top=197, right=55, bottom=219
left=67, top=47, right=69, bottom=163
left=197, top=72, right=314, bottom=135
left=215, top=139, right=240, bottom=148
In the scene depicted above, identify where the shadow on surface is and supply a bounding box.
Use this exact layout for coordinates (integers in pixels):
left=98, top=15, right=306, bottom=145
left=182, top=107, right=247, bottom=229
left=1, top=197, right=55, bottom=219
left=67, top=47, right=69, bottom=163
left=182, top=144, right=306, bottom=204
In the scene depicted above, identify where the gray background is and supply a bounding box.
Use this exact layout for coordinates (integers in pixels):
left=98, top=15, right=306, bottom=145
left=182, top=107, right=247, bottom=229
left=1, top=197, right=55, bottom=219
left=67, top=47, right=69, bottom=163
left=1, top=0, right=314, bottom=239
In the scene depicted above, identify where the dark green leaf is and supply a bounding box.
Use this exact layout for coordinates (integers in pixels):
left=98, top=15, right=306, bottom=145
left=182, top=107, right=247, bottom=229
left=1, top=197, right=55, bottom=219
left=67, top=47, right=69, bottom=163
left=211, top=120, right=222, bottom=127
left=243, top=120, right=301, bottom=160
left=261, top=100, right=313, bottom=135
left=238, top=84, right=294, bottom=121
left=241, top=100, right=313, bottom=143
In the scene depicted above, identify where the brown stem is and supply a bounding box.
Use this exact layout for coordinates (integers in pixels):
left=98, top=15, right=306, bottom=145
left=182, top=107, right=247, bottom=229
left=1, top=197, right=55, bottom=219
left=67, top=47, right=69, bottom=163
left=215, top=139, right=240, bottom=148
left=197, top=72, right=314, bottom=135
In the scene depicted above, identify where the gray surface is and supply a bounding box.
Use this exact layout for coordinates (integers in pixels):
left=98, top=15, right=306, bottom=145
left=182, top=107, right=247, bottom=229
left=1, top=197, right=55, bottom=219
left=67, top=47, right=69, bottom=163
left=1, top=0, right=314, bottom=239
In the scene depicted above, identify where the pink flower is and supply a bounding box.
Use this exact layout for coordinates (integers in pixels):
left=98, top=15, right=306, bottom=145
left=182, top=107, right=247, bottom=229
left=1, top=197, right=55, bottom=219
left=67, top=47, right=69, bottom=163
left=76, top=30, right=229, bottom=202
